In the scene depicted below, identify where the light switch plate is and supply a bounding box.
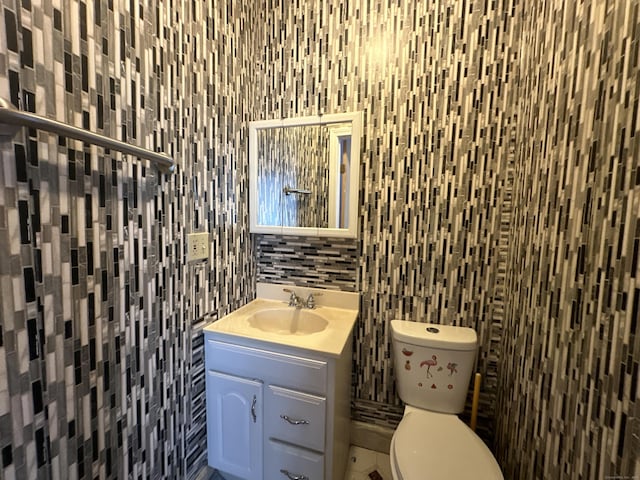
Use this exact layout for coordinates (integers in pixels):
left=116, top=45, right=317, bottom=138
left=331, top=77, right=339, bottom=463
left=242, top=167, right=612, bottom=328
left=187, top=232, right=209, bottom=262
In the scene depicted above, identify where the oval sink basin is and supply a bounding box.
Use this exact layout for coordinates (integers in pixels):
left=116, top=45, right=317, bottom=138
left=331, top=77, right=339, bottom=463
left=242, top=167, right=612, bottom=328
left=247, top=308, right=328, bottom=335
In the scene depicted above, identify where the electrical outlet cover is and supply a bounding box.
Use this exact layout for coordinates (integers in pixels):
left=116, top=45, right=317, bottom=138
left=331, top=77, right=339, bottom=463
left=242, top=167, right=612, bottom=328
left=187, top=232, right=209, bottom=262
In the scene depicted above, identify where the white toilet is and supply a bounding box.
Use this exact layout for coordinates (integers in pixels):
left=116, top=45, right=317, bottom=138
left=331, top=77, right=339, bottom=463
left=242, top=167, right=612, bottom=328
left=390, top=320, right=504, bottom=480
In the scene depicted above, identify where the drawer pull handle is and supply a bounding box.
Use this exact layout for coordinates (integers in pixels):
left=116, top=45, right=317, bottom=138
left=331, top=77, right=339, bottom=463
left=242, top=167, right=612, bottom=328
left=251, top=395, right=257, bottom=423
left=280, top=414, right=310, bottom=425
left=280, top=469, right=309, bottom=480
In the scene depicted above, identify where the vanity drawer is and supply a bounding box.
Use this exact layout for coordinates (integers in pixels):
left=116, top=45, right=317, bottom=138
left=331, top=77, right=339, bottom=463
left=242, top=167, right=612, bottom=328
left=264, top=439, right=324, bottom=480
left=265, top=385, right=326, bottom=452
left=206, top=339, right=328, bottom=395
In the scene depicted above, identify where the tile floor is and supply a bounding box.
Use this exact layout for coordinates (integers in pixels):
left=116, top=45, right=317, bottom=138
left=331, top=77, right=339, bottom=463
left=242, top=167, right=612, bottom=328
left=202, top=445, right=392, bottom=480
left=343, top=445, right=392, bottom=480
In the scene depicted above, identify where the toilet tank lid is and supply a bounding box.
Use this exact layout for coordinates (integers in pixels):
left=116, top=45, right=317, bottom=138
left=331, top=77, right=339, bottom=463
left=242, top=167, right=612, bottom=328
left=391, top=320, right=477, bottom=350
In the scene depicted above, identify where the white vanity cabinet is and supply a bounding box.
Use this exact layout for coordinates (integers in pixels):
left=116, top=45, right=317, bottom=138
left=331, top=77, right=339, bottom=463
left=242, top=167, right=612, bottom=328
left=204, top=334, right=352, bottom=480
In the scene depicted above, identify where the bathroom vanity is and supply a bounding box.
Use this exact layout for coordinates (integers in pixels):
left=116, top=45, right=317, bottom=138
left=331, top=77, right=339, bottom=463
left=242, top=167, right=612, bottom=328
left=204, top=284, right=358, bottom=480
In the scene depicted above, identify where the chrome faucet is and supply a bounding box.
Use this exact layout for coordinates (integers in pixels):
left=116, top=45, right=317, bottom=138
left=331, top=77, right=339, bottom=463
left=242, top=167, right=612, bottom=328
left=282, top=289, right=322, bottom=309
left=283, top=288, right=302, bottom=308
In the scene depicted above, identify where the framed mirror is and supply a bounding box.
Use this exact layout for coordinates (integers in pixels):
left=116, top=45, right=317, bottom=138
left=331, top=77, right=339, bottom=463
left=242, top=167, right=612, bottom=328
left=249, top=112, right=362, bottom=238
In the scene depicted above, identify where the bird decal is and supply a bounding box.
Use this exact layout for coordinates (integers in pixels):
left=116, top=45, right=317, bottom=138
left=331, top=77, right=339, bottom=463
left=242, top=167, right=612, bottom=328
left=447, top=362, right=458, bottom=376
left=420, top=355, right=438, bottom=378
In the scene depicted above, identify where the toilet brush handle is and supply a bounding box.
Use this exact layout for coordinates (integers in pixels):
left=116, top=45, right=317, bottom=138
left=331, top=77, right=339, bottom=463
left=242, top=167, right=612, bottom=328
left=470, top=372, right=481, bottom=431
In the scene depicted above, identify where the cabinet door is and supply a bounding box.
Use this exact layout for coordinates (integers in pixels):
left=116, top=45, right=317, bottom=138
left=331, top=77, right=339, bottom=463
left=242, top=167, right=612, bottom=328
left=207, top=370, right=263, bottom=480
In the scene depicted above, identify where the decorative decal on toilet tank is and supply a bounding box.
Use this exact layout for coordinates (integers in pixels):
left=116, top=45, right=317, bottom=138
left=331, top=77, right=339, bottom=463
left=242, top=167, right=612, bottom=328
left=402, top=348, right=414, bottom=356
left=409, top=354, right=464, bottom=391
left=420, top=355, right=438, bottom=378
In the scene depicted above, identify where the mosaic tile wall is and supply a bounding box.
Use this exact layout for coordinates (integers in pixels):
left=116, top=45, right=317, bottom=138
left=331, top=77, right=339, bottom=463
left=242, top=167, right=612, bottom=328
left=252, top=0, right=639, bottom=477
left=0, top=0, right=255, bottom=479
left=252, top=0, right=515, bottom=445
left=495, top=0, right=640, bottom=477
left=1, top=0, right=638, bottom=478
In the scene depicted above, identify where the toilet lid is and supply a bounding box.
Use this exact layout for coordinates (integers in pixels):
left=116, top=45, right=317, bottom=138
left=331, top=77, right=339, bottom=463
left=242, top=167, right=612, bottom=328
left=392, top=410, right=503, bottom=480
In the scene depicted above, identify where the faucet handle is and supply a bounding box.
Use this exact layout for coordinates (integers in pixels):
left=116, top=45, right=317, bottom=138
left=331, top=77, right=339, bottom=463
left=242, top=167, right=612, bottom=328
left=283, top=288, right=300, bottom=307
left=305, top=293, right=322, bottom=309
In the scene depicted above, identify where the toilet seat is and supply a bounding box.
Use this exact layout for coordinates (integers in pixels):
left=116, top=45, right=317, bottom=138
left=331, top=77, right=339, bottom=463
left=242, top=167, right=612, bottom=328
left=390, top=409, right=503, bottom=480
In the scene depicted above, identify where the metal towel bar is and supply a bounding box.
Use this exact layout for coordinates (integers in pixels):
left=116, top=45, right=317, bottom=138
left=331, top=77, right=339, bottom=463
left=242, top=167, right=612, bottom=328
left=283, top=185, right=311, bottom=195
left=0, top=97, right=174, bottom=173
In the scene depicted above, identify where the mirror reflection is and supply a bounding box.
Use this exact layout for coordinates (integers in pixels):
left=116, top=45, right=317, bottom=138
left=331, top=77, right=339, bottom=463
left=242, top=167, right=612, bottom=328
left=256, top=123, right=352, bottom=229
left=249, top=112, right=361, bottom=238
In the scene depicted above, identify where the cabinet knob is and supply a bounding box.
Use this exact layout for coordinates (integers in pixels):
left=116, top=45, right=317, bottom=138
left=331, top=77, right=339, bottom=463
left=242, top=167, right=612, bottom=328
left=280, top=469, right=309, bottom=480
left=280, top=414, right=310, bottom=425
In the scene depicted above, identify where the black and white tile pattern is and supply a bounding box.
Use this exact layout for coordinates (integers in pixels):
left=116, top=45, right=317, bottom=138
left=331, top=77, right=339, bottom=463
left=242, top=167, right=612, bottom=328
left=253, top=0, right=639, bottom=478
left=0, top=0, right=638, bottom=479
left=0, top=0, right=254, bottom=478
left=496, top=1, right=640, bottom=478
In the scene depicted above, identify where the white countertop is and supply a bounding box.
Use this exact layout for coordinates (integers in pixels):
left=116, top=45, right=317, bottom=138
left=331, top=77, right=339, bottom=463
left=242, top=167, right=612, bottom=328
left=204, top=294, right=359, bottom=358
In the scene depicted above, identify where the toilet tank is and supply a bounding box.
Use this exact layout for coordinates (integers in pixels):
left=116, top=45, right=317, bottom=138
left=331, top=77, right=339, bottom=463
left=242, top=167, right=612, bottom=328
left=391, top=320, right=477, bottom=414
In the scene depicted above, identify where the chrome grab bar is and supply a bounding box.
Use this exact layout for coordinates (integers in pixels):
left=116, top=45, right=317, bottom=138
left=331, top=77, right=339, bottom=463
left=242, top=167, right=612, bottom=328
left=0, top=97, right=175, bottom=173
left=280, top=414, right=310, bottom=425
left=283, top=186, right=311, bottom=195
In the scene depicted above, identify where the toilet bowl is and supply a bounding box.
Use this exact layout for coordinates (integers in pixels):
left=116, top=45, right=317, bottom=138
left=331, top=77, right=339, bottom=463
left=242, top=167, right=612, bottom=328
left=390, top=406, right=503, bottom=480
left=390, top=320, right=503, bottom=480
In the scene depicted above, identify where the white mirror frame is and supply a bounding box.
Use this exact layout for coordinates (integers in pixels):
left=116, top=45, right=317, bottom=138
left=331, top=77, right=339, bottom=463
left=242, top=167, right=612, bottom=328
left=249, top=112, right=362, bottom=238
